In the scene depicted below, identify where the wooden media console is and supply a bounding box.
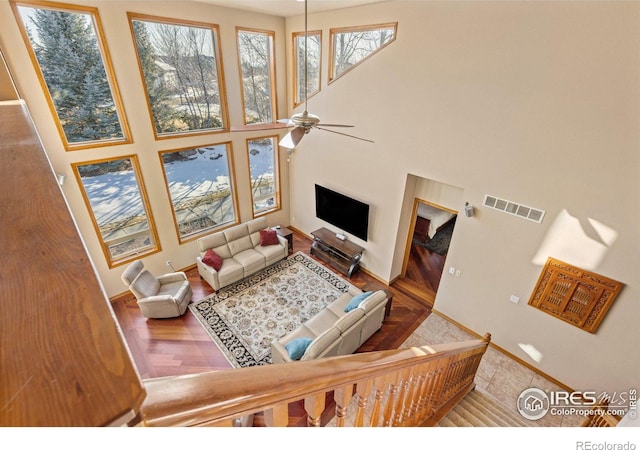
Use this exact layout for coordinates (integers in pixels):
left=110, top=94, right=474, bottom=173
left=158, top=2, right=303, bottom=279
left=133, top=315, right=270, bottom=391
left=310, top=227, right=364, bottom=278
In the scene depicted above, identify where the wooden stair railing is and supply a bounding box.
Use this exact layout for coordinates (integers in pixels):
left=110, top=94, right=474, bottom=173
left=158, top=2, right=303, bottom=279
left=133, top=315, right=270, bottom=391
left=139, top=333, right=491, bottom=427
left=581, top=399, right=622, bottom=427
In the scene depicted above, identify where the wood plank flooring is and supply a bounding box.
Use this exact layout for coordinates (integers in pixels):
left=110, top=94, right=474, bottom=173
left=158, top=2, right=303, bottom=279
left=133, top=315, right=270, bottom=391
left=111, top=230, right=439, bottom=380
left=392, top=241, right=447, bottom=306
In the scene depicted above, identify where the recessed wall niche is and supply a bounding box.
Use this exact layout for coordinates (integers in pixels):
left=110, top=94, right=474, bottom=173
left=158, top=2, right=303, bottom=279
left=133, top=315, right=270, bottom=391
left=528, top=257, right=623, bottom=333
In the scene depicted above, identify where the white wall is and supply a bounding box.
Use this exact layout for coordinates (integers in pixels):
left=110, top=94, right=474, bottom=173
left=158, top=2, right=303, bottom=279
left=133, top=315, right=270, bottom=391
left=285, top=1, right=640, bottom=393
left=0, top=0, right=290, bottom=297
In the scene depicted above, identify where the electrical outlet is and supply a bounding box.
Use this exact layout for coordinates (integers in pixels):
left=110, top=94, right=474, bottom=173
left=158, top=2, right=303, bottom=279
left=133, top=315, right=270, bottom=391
left=510, top=295, right=520, bottom=304
left=455, top=269, right=461, bottom=277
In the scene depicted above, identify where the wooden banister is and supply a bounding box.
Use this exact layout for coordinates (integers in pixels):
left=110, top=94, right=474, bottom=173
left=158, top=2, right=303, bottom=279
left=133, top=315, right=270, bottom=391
left=139, top=333, right=491, bottom=427
left=581, top=399, right=622, bottom=427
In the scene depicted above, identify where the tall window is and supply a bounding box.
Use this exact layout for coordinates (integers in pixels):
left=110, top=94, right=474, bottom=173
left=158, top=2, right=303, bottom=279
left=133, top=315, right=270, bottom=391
left=293, top=30, right=321, bottom=107
left=128, top=14, right=228, bottom=138
left=329, top=23, right=397, bottom=82
left=72, top=156, right=160, bottom=267
left=247, top=136, right=280, bottom=216
left=159, top=143, right=238, bottom=242
left=12, top=1, right=130, bottom=150
left=237, top=28, right=276, bottom=125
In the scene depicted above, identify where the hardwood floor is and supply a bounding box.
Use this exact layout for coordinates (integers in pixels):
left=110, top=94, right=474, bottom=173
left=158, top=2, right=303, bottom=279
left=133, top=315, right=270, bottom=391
left=392, top=240, right=447, bottom=306
left=112, top=229, right=434, bottom=380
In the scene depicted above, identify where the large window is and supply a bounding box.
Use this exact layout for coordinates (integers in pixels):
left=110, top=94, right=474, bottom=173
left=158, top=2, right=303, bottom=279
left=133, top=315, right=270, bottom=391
left=129, top=14, right=228, bottom=138
left=72, top=156, right=160, bottom=267
left=293, top=30, right=321, bottom=107
left=329, top=23, right=397, bottom=82
left=237, top=28, right=276, bottom=125
left=246, top=136, right=280, bottom=217
left=12, top=1, right=130, bottom=150
left=159, top=143, right=238, bottom=242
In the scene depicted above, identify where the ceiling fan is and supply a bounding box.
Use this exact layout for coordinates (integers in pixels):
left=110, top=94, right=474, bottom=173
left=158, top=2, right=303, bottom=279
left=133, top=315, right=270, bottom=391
left=232, top=0, right=374, bottom=150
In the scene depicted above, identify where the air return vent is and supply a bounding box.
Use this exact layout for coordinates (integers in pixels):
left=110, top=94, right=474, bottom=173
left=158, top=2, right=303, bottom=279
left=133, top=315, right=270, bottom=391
left=483, top=195, right=545, bottom=224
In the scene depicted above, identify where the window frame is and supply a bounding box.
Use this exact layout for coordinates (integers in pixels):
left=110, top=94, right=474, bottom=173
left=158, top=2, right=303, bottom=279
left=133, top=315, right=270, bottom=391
left=127, top=13, right=230, bottom=140
left=329, top=22, right=398, bottom=84
left=158, top=142, right=240, bottom=244
left=236, top=27, right=278, bottom=127
left=11, top=0, right=132, bottom=151
left=71, top=154, right=161, bottom=268
left=245, top=135, right=281, bottom=218
left=292, top=30, right=321, bottom=108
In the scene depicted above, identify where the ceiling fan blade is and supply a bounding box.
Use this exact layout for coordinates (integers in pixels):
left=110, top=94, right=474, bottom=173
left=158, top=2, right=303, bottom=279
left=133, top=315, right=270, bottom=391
left=316, top=126, right=374, bottom=143
left=231, top=122, right=289, bottom=132
left=277, top=118, right=293, bottom=125
left=279, top=126, right=306, bottom=149
left=316, top=123, right=355, bottom=128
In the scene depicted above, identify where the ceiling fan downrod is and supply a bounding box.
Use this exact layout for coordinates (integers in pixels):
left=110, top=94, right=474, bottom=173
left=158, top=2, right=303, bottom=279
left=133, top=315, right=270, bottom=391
left=303, top=0, right=309, bottom=114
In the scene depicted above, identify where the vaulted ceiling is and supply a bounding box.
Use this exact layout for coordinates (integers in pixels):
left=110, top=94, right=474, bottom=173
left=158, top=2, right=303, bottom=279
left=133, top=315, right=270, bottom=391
left=191, top=0, right=394, bottom=17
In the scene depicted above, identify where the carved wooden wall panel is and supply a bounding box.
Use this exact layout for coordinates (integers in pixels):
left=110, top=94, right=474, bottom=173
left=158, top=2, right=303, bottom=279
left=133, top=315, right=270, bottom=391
left=528, top=257, right=623, bottom=333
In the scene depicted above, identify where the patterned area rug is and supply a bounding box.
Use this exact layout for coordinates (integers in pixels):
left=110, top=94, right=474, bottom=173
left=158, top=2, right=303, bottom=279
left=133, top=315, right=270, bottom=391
left=189, top=251, right=355, bottom=368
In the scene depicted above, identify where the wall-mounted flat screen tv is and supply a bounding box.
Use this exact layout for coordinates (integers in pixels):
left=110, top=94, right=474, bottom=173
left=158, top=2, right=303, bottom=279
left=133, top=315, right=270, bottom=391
left=315, top=184, right=369, bottom=241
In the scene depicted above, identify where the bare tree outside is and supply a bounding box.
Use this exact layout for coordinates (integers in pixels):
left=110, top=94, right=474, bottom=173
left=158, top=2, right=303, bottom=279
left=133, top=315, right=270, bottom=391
left=331, top=24, right=397, bottom=80
left=238, top=29, right=275, bottom=125
left=294, top=31, right=321, bottom=105
left=130, top=16, right=225, bottom=135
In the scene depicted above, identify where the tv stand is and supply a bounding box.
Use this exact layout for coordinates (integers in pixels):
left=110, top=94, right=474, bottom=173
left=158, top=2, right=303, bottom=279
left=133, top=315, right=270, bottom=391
left=310, top=228, right=364, bottom=278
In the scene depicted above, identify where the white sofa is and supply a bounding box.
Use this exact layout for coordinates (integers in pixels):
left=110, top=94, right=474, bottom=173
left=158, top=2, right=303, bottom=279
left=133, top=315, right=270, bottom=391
left=196, top=217, right=288, bottom=291
left=271, top=287, right=388, bottom=363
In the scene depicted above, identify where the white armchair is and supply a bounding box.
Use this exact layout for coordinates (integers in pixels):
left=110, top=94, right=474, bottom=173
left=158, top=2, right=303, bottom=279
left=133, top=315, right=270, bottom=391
left=121, top=260, right=192, bottom=319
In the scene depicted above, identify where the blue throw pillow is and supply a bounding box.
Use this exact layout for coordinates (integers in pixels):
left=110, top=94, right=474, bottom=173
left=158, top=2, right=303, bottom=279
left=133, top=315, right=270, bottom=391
left=344, top=291, right=373, bottom=312
left=285, top=337, right=313, bottom=360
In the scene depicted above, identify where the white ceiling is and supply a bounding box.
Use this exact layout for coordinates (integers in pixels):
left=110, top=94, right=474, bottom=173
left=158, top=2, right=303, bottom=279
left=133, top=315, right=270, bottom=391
left=192, top=0, right=394, bottom=17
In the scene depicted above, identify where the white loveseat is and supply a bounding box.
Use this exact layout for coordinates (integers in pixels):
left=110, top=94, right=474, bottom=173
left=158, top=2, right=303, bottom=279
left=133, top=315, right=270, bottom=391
left=196, top=217, right=288, bottom=291
left=271, top=287, right=388, bottom=363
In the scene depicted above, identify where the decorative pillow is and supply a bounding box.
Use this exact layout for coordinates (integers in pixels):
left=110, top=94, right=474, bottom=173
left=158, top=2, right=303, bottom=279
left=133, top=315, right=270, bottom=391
left=344, top=291, right=373, bottom=312
left=285, top=337, right=313, bottom=361
left=202, top=248, right=223, bottom=271
left=260, top=229, right=279, bottom=246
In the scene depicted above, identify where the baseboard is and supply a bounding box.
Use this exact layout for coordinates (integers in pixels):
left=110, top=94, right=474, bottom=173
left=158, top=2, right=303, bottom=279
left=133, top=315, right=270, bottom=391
left=431, top=309, right=574, bottom=393
left=110, top=290, right=132, bottom=304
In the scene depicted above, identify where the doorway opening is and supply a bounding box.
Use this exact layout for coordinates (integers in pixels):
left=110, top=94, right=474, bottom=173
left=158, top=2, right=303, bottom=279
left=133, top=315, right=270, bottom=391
left=394, top=199, right=458, bottom=305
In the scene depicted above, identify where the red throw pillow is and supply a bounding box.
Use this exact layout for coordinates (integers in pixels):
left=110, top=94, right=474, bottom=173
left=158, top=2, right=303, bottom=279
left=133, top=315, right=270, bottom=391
left=202, top=248, right=223, bottom=271
left=260, top=229, right=279, bottom=246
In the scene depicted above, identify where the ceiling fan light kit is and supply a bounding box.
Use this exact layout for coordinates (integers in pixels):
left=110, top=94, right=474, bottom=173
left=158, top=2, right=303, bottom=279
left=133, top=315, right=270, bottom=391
left=234, top=0, right=373, bottom=151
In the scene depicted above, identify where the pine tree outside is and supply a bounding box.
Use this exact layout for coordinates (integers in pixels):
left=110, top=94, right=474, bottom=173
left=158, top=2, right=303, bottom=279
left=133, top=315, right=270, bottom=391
left=14, top=3, right=129, bottom=148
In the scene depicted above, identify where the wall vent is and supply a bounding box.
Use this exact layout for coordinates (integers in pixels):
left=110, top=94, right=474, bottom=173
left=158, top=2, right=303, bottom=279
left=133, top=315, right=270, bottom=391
left=483, top=194, right=545, bottom=224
